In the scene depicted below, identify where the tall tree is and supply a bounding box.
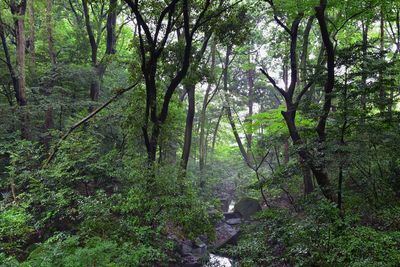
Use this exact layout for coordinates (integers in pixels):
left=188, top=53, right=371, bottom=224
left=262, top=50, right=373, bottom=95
left=46, top=0, right=56, bottom=66
left=9, top=0, right=28, bottom=106
left=82, top=0, right=118, bottom=101
left=261, top=0, right=336, bottom=201
left=124, top=0, right=219, bottom=165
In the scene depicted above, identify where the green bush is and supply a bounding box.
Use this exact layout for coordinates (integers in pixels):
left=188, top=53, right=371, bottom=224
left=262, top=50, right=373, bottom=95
left=224, top=203, right=400, bottom=267
left=0, top=205, right=34, bottom=255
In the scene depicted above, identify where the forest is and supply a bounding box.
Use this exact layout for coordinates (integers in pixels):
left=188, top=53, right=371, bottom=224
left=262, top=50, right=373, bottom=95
left=0, top=0, right=399, bottom=266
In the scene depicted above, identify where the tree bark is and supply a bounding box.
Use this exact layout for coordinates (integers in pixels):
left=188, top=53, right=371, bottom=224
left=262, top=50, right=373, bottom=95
left=11, top=0, right=28, bottom=106
left=181, top=84, right=195, bottom=170
left=313, top=0, right=336, bottom=201
left=199, top=40, right=216, bottom=171
left=28, top=0, right=35, bottom=65
left=299, top=15, right=314, bottom=195
left=246, top=56, right=255, bottom=153
left=46, top=0, right=57, bottom=66
left=361, top=19, right=368, bottom=120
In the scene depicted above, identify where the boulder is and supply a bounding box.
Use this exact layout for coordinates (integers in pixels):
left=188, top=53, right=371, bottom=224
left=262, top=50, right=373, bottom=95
left=192, top=238, right=207, bottom=257
left=213, top=222, right=240, bottom=249
left=226, top=218, right=241, bottom=225
left=234, top=197, right=261, bottom=220
left=179, top=240, right=193, bottom=256
left=182, top=254, right=202, bottom=267
left=223, top=211, right=242, bottom=220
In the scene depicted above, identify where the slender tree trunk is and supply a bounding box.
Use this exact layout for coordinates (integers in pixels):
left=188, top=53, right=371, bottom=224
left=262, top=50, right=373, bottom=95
left=46, top=0, right=56, bottom=66
left=361, top=20, right=368, bottom=120
left=338, top=69, right=348, bottom=211
left=181, top=84, right=195, bottom=170
left=43, top=0, right=56, bottom=143
left=299, top=15, right=314, bottom=195
left=14, top=3, right=27, bottom=106
left=246, top=59, right=254, bottom=153
left=379, top=6, right=385, bottom=115
left=211, top=107, right=224, bottom=152
left=199, top=41, right=216, bottom=171
left=10, top=1, right=29, bottom=139
left=283, top=140, right=289, bottom=165
left=28, top=0, right=35, bottom=65
left=0, top=12, right=19, bottom=99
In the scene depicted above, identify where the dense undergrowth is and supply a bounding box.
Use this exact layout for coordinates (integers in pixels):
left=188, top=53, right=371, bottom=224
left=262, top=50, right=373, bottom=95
left=224, top=200, right=400, bottom=267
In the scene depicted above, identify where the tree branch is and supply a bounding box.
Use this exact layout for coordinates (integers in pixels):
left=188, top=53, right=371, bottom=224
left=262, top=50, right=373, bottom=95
left=43, top=81, right=140, bottom=167
left=260, top=68, right=287, bottom=98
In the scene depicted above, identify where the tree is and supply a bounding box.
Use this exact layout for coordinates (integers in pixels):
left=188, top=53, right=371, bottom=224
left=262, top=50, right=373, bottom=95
left=124, top=0, right=224, bottom=165
left=261, top=0, right=336, bottom=201
left=82, top=0, right=118, bottom=101
left=0, top=0, right=27, bottom=106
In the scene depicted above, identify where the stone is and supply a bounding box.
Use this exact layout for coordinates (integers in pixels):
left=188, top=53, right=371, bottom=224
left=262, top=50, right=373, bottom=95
left=234, top=197, right=261, bottom=220
left=179, top=240, right=193, bottom=256
left=182, top=254, right=202, bottom=267
left=213, top=222, right=240, bottom=249
left=223, top=211, right=242, bottom=220
left=192, top=238, right=207, bottom=258
left=220, top=198, right=230, bottom=212
left=226, top=218, right=241, bottom=225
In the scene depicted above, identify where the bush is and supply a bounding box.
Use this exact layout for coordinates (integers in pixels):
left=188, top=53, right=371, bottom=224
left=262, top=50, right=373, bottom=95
left=0, top=205, right=34, bottom=255
left=224, top=203, right=400, bottom=267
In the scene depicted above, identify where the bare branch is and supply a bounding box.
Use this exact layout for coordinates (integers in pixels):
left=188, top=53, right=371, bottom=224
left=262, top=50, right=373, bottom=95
left=260, top=68, right=287, bottom=98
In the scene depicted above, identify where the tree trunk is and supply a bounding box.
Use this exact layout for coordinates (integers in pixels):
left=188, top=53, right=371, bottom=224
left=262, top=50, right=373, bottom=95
left=379, top=6, right=385, bottom=115
left=313, top=0, right=336, bottom=201
left=28, top=0, right=35, bottom=65
left=0, top=12, right=19, bottom=100
left=106, top=0, right=117, bottom=55
left=199, top=40, right=216, bottom=171
left=299, top=15, right=314, bottom=195
left=361, top=19, right=368, bottom=120
left=181, top=84, right=195, bottom=170
left=14, top=2, right=28, bottom=106
left=246, top=58, right=254, bottom=153
left=211, top=107, right=224, bottom=152
left=46, top=0, right=56, bottom=66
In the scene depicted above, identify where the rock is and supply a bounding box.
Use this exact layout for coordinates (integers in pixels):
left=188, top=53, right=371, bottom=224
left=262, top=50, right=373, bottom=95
left=179, top=240, right=193, bottom=256
left=208, top=207, right=219, bottom=217
left=223, top=211, right=242, bottom=220
left=213, top=222, right=240, bottom=249
left=192, top=238, right=207, bottom=257
left=226, top=218, right=241, bottom=225
left=220, top=197, right=230, bottom=212
left=182, top=254, right=202, bottom=267
left=234, top=197, right=261, bottom=220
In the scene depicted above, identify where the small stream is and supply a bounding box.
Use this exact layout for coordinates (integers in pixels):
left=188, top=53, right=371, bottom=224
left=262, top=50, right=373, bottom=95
left=207, top=254, right=232, bottom=267
left=228, top=200, right=236, bottom=213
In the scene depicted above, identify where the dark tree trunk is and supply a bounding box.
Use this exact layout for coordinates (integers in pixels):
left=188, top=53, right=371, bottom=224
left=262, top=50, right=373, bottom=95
left=246, top=60, right=254, bottom=153
left=181, top=84, right=195, bottom=170
left=11, top=0, right=28, bottom=106
left=299, top=15, right=314, bottom=195
left=313, top=0, right=336, bottom=201
left=106, top=0, right=117, bottom=55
